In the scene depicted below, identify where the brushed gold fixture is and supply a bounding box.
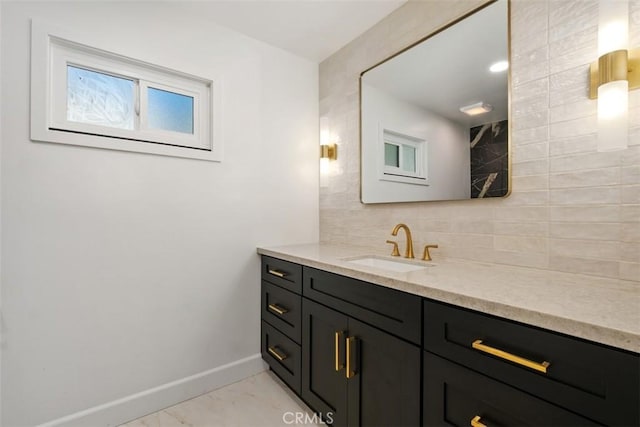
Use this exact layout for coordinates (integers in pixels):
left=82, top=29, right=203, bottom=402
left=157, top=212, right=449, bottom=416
left=346, top=336, right=356, bottom=379
left=268, top=269, right=286, bottom=278
left=589, top=48, right=638, bottom=98
left=268, top=346, right=287, bottom=362
left=391, top=223, right=414, bottom=259
left=268, top=303, right=288, bottom=316
left=335, top=331, right=344, bottom=371
left=320, top=144, right=337, bottom=160
left=386, top=240, right=400, bottom=256
left=470, top=415, right=487, bottom=427
left=472, top=339, right=550, bottom=374
left=422, top=244, right=439, bottom=261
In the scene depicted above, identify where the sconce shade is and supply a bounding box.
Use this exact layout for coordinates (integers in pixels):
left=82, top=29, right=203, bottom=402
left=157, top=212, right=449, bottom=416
left=592, top=0, right=632, bottom=152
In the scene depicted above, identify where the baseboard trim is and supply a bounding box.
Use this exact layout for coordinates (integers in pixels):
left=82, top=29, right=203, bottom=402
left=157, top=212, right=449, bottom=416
left=37, top=354, right=267, bottom=427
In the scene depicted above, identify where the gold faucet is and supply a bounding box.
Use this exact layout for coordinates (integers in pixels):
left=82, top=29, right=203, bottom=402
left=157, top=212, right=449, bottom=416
left=391, top=223, right=414, bottom=259
left=422, top=244, right=439, bottom=261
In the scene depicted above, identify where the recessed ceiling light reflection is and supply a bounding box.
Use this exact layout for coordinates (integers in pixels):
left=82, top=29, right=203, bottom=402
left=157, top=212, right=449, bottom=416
left=489, top=60, right=509, bottom=72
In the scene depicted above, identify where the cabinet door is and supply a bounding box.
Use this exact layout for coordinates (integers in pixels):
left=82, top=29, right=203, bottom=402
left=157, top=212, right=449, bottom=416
left=347, top=318, right=421, bottom=427
left=302, top=298, right=349, bottom=426
left=424, top=352, right=599, bottom=427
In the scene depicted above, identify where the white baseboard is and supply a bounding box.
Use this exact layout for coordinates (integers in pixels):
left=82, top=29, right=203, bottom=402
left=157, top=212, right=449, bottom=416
left=37, top=354, right=267, bottom=427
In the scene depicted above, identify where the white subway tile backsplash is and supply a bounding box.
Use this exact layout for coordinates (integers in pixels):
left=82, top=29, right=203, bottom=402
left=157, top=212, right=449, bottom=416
left=512, top=159, right=549, bottom=176
left=550, top=151, right=621, bottom=172
left=550, top=205, right=620, bottom=222
left=549, top=66, right=590, bottom=107
left=549, top=255, right=620, bottom=278
left=319, top=0, right=638, bottom=282
left=495, top=235, right=548, bottom=253
left=550, top=187, right=621, bottom=205
left=549, top=134, right=597, bottom=156
left=619, top=263, right=640, bottom=281
left=512, top=126, right=549, bottom=147
left=622, top=185, right=640, bottom=204
left=549, top=115, right=597, bottom=139
left=549, top=222, right=621, bottom=241
left=550, top=238, right=620, bottom=260
left=512, top=174, right=549, bottom=191
left=548, top=0, right=597, bottom=42
left=549, top=100, right=596, bottom=124
left=549, top=167, right=620, bottom=189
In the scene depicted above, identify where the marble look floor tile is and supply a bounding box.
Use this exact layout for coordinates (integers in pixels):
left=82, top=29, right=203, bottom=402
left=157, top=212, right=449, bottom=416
left=121, top=371, right=320, bottom=427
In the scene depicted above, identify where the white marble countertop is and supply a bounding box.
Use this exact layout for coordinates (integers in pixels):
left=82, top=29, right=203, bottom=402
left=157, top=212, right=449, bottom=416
left=257, top=243, right=640, bottom=353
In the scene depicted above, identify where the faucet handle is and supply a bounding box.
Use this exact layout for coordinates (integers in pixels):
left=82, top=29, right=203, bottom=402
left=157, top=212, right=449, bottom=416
left=422, top=244, right=439, bottom=261
left=386, top=240, right=401, bottom=257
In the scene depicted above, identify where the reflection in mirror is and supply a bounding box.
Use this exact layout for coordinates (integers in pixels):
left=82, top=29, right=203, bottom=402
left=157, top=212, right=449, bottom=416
left=360, top=0, right=509, bottom=204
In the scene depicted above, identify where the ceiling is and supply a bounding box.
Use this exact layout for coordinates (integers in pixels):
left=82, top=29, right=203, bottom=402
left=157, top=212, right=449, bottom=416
left=179, top=0, right=407, bottom=62
left=362, top=0, right=508, bottom=128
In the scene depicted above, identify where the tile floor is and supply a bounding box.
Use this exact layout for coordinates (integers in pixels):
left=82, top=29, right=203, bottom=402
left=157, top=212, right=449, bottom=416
left=120, top=371, right=321, bottom=427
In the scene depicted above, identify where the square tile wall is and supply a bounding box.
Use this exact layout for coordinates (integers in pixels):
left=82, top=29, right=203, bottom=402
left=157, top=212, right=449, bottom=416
left=319, top=0, right=640, bottom=281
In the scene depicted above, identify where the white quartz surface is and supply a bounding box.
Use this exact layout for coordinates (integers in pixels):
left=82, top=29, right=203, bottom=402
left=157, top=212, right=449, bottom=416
left=257, top=243, right=640, bottom=353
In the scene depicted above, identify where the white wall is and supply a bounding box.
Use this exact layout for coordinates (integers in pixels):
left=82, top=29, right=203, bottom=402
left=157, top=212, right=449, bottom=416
left=0, top=2, right=319, bottom=426
left=361, top=83, right=470, bottom=203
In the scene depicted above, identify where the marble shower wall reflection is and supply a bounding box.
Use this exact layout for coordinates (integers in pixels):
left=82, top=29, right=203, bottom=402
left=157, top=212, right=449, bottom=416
left=470, top=120, right=509, bottom=198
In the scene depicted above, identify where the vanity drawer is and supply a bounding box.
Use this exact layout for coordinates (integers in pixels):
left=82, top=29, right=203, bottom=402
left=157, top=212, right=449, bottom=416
left=262, top=280, right=301, bottom=344
left=423, top=352, right=599, bottom=427
left=303, top=266, right=422, bottom=345
left=262, top=256, right=302, bottom=294
left=261, top=320, right=301, bottom=395
left=424, top=300, right=639, bottom=426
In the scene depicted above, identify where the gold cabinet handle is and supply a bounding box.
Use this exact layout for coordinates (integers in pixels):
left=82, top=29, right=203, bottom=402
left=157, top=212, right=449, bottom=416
left=267, top=346, right=287, bottom=362
left=470, top=415, right=487, bottom=427
left=267, top=269, right=286, bottom=278
left=346, top=336, right=357, bottom=379
left=472, top=340, right=550, bottom=374
left=268, top=303, right=288, bottom=316
left=335, top=331, right=344, bottom=371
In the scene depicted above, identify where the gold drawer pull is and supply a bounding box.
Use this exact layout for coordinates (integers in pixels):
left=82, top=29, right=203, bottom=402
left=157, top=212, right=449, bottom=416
left=335, top=331, right=344, bottom=371
left=471, top=415, right=487, bottom=427
left=267, top=346, right=287, bottom=362
left=268, top=303, right=288, bottom=316
left=472, top=339, right=550, bottom=374
left=268, top=269, right=286, bottom=278
left=346, top=336, right=357, bottom=379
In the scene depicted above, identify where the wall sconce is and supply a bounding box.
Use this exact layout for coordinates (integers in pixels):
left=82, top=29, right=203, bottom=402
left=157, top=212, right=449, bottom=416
left=590, top=0, right=637, bottom=152
left=320, top=143, right=338, bottom=160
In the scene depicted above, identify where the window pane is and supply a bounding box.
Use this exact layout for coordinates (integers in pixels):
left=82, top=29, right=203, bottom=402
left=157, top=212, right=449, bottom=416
left=402, top=145, right=416, bottom=172
left=385, top=143, right=399, bottom=167
left=67, top=65, right=134, bottom=130
left=147, top=87, right=194, bottom=134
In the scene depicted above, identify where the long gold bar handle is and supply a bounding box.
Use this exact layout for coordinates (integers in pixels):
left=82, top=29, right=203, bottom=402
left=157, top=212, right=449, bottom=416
left=268, top=303, right=288, bottom=316
left=472, top=340, right=550, bottom=374
left=346, top=336, right=357, bottom=379
left=267, top=269, right=286, bottom=278
left=470, top=415, right=487, bottom=427
left=267, top=346, right=287, bottom=362
left=335, top=331, right=344, bottom=371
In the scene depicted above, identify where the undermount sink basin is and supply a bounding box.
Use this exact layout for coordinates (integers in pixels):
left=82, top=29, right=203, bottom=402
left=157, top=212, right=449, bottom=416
left=345, top=256, right=432, bottom=273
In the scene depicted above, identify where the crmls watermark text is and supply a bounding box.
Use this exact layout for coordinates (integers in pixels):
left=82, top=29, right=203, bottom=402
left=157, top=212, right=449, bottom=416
left=282, top=411, right=334, bottom=425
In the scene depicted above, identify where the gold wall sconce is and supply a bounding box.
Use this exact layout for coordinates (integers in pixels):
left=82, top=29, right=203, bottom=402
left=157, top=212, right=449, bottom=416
left=320, top=143, right=338, bottom=160
left=590, top=0, right=637, bottom=152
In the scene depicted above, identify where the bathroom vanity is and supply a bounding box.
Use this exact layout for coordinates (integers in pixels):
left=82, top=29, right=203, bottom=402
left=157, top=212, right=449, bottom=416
left=258, top=244, right=639, bottom=426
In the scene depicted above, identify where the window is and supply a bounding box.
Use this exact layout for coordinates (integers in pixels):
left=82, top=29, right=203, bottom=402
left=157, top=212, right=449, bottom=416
left=380, top=129, right=427, bottom=185
left=31, top=21, right=221, bottom=161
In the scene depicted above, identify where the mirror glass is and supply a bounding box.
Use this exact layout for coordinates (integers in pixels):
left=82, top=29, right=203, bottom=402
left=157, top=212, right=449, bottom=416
left=360, top=0, right=510, bottom=204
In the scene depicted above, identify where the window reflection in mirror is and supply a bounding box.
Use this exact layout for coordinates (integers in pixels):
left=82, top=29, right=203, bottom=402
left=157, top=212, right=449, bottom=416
left=360, top=0, right=509, bottom=204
